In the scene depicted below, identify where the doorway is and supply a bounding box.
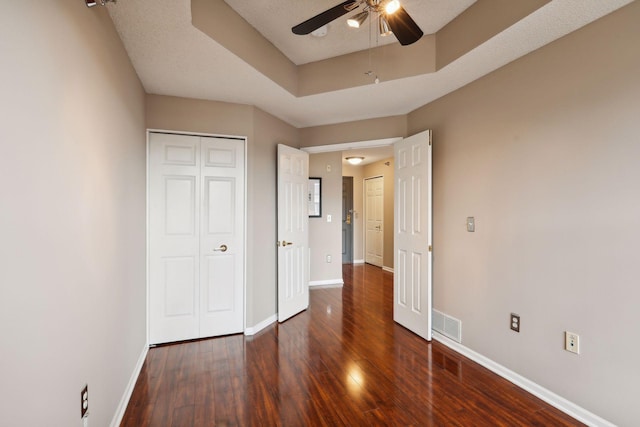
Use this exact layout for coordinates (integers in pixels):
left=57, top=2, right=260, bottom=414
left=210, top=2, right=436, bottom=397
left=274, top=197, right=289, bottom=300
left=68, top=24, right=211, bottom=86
left=301, top=132, right=432, bottom=342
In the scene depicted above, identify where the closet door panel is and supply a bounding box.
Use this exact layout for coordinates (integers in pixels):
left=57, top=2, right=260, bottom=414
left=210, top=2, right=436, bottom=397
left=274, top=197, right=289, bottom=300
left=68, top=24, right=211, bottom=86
left=149, top=133, right=200, bottom=344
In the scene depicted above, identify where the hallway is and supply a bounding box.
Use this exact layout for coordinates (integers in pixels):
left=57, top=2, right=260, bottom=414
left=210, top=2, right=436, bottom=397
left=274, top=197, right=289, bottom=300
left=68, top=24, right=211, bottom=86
left=122, top=264, right=582, bottom=426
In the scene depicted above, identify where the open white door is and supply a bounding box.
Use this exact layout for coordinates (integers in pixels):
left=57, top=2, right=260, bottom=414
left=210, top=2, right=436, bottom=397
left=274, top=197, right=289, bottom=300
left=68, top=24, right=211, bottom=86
left=394, top=130, right=433, bottom=341
left=277, top=144, right=309, bottom=322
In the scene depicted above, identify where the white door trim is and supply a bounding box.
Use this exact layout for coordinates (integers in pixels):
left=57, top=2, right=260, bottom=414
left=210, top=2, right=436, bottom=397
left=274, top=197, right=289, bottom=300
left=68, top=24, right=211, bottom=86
left=146, top=129, right=247, bottom=343
left=300, top=137, right=403, bottom=153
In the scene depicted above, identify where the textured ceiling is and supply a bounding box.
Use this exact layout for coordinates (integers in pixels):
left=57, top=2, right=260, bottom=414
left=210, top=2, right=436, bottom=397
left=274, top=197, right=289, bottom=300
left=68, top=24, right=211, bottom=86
left=108, top=0, right=634, bottom=128
left=224, top=0, right=476, bottom=65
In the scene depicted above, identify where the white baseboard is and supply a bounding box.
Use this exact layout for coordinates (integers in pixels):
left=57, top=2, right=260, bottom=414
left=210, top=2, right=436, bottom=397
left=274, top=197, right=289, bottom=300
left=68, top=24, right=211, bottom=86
left=309, top=279, right=344, bottom=288
left=353, top=259, right=365, bottom=264
left=432, top=332, right=614, bottom=427
left=110, top=344, right=149, bottom=427
left=382, top=266, right=394, bottom=273
left=245, top=314, right=277, bottom=336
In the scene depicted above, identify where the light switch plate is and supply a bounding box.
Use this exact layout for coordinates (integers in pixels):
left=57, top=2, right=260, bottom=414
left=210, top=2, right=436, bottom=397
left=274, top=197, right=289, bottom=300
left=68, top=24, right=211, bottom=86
left=467, top=217, right=475, bottom=232
left=327, top=214, right=332, bottom=222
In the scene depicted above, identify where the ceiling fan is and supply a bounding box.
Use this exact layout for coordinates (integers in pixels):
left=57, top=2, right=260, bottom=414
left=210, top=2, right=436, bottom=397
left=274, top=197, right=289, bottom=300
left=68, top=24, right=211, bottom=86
left=292, top=0, right=424, bottom=46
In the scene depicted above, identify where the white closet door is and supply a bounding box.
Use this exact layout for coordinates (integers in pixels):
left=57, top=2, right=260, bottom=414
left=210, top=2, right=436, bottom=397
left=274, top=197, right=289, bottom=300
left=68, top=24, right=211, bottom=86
left=365, top=176, right=384, bottom=267
left=199, top=137, right=244, bottom=337
left=149, top=133, right=201, bottom=344
left=149, top=133, right=244, bottom=345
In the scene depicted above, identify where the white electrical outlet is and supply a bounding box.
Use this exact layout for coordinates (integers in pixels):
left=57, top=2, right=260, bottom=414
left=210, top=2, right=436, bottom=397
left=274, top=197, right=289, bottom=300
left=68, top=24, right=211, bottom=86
left=565, top=331, right=580, bottom=354
left=326, top=255, right=332, bottom=263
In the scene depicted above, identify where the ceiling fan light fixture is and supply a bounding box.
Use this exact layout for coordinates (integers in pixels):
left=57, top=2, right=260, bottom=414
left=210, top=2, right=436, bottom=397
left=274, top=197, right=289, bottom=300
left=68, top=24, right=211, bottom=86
left=379, top=15, right=392, bottom=37
left=346, top=156, right=365, bottom=165
left=347, top=11, right=369, bottom=28
left=384, top=0, right=401, bottom=15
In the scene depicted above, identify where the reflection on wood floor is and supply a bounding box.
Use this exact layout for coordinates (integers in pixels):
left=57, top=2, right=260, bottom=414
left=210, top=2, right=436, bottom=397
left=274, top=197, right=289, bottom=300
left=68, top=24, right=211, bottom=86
left=121, top=263, right=583, bottom=426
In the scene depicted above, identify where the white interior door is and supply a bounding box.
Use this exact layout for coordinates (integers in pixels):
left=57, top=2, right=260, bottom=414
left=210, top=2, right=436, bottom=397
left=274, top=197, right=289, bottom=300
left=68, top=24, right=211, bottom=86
left=365, top=176, right=384, bottom=267
left=277, top=144, right=309, bottom=322
left=149, top=133, right=244, bottom=344
left=394, top=130, right=432, bottom=341
left=198, top=137, right=244, bottom=337
left=149, top=133, right=200, bottom=343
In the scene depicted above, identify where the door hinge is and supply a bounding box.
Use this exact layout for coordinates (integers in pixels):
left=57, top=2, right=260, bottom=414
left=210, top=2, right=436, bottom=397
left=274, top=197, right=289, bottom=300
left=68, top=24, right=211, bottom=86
left=428, top=245, right=432, bottom=252
left=428, top=131, right=432, bottom=146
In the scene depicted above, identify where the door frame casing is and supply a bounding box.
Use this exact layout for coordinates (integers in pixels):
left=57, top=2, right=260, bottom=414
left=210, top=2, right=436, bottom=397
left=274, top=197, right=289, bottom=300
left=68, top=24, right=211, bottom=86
left=146, top=129, right=248, bottom=345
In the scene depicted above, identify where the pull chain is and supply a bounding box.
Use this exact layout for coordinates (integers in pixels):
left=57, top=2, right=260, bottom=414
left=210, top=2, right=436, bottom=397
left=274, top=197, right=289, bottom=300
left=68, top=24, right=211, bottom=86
left=365, top=7, right=380, bottom=84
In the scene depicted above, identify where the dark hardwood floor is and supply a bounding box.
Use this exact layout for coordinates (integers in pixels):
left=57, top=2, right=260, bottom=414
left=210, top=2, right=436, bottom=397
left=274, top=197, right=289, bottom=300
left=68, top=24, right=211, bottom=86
left=121, top=264, right=583, bottom=426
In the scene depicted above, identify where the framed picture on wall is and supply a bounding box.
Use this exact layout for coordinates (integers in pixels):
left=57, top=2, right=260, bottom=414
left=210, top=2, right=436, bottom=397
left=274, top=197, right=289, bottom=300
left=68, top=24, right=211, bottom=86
left=308, top=177, right=321, bottom=217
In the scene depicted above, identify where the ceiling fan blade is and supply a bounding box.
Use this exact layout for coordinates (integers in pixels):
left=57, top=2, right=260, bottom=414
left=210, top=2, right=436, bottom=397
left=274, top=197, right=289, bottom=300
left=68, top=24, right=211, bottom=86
left=292, top=1, right=359, bottom=35
left=386, top=6, right=423, bottom=46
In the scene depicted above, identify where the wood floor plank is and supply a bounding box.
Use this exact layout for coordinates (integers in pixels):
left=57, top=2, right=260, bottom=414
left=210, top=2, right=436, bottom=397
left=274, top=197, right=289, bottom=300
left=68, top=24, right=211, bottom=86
left=171, top=405, right=194, bottom=427
left=121, top=264, right=585, bottom=426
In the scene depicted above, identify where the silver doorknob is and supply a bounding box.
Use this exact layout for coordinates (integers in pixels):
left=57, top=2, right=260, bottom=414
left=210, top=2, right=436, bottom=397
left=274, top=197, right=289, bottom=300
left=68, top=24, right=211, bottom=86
left=213, top=244, right=228, bottom=252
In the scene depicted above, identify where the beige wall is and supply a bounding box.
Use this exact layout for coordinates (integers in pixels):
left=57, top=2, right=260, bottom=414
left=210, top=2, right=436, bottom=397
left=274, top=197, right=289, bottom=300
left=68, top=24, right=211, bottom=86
left=146, top=94, right=253, bottom=136
left=363, top=159, right=395, bottom=269
left=309, top=153, right=344, bottom=283
left=146, top=95, right=300, bottom=327
left=435, top=0, right=549, bottom=69
left=408, top=2, right=640, bottom=425
left=0, top=4, right=146, bottom=427
left=299, top=37, right=436, bottom=96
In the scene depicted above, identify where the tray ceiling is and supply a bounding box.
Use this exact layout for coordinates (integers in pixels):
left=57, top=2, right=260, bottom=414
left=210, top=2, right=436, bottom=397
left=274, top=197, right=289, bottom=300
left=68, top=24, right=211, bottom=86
left=108, top=0, right=633, bottom=128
